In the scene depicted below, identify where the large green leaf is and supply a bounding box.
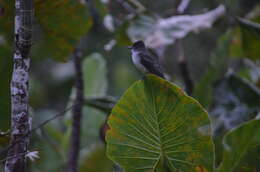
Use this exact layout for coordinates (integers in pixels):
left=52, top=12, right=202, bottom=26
left=34, top=0, right=91, bottom=61
left=106, top=74, right=214, bottom=172
left=217, top=119, right=260, bottom=172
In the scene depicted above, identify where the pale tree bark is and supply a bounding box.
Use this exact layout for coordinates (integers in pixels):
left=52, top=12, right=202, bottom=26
left=4, top=0, right=33, bottom=172
left=67, top=49, right=84, bottom=172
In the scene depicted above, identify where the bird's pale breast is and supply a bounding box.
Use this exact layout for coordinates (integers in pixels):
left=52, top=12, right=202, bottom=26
left=131, top=51, right=148, bottom=73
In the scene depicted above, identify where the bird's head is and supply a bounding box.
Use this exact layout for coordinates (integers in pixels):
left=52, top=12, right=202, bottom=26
left=128, top=40, right=146, bottom=52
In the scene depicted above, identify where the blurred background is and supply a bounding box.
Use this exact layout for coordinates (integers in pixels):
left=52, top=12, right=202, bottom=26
left=0, top=0, right=260, bottom=171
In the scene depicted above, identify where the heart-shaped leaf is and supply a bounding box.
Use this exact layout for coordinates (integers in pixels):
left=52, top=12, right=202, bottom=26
left=106, top=74, right=214, bottom=172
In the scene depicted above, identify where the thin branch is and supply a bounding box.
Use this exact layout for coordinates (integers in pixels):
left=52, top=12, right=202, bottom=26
left=177, top=0, right=191, bottom=14
left=67, top=49, right=84, bottom=172
left=127, top=0, right=145, bottom=13
left=0, top=105, right=75, bottom=158
left=175, top=0, right=193, bottom=96
left=1, top=152, right=28, bottom=164
left=116, top=0, right=136, bottom=14
left=176, top=40, right=193, bottom=95
left=0, top=95, right=116, bottom=159
left=85, top=0, right=102, bottom=29
left=39, top=128, right=64, bottom=159
left=84, top=96, right=116, bottom=114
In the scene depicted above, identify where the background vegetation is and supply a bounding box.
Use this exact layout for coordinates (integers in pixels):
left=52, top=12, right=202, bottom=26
left=0, top=0, right=259, bottom=171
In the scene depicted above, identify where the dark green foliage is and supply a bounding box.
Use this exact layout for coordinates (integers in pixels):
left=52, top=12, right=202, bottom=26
left=0, top=45, right=12, bottom=131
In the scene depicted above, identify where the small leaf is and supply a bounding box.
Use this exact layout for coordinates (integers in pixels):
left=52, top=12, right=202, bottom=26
left=230, top=18, right=260, bottom=60
left=82, top=53, right=108, bottom=97
left=106, top=74, right=214, bottom=172
left=238, top=18, right=260, bottom=60
left=217, top=119, right=260, bottom=172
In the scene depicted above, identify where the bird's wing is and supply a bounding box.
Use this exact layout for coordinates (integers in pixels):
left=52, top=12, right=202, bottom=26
left=139, top=53, right=164, bottom=78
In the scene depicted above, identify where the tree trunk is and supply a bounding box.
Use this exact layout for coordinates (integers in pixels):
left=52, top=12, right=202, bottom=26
left=4, top=0, right=33, bottom=172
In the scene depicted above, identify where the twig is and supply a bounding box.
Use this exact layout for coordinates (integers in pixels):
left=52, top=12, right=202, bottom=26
left=1, top=152, right=28, bottom=163
left=116, top=0, right=136, bottom=14
left=0, top=105, right=75, bottom=158
left=175, top=0, right=194, bottom=95
left=85, top=0, right=102, bottom=29
left=176, top=40, right=193, bottom=95
left=177, top=0, right=191, bottom=14
left=127, top=0, right=145, bottom=13
left=67, top=49, right=84, bottom=172
left=39, top=128, right=64, bottom=159
left=84, top=96, right=116, bottom=114
left=0, top=95, right=116, bottom=159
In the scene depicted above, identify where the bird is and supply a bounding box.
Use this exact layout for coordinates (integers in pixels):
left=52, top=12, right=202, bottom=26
left=129, top=40, right=165, bottom=78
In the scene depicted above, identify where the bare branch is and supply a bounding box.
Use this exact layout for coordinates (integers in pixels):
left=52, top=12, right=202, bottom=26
left=127, top=0, right=145, bottom=13
left=0, top=105, right=75, bottom=158
left=176, top=0, right=193, bottom=95
left=177, top=0, right=191, bottom=14
left=67, top=49, right=84, bottom=172
left=39, top=128, right=64, bottom=159
left=84, top=96, right=116, bottom=114
left=0, top=95, right=116, bottom=160
left=116, top=0, right=136, bottom=14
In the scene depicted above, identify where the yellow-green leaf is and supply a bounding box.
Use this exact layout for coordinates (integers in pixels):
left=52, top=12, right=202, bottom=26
left=106, top=74, right=214, bottom=172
